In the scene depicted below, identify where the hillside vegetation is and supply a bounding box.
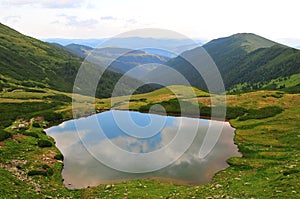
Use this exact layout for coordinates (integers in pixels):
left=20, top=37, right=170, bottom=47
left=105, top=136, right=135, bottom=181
left=0, top=23, right=155, bottom=98
left=164, top=33, right=300, bottom=92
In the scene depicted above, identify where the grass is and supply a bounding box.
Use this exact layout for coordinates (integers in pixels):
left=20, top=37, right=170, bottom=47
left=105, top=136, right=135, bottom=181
left=0, top=86, right=299, bottom=198
left=0, top=91, right=49, bottom=100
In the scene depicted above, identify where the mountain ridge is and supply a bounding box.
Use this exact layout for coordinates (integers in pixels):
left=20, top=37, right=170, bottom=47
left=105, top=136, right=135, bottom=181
left=164, top=33, right=300, bottom=92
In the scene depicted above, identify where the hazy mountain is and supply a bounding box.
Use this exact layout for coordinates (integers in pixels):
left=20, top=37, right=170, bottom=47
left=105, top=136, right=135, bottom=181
left=156, top=33, right=300, bottom=92
left=42, top=38, right=106, bottom=48
left=0, top=23, right=155, bottom=98
left=65, top=43, right=93, bottom=58
left=64, top=44, right=170, bottom=79
left=43, top=37, right=205, bottom=57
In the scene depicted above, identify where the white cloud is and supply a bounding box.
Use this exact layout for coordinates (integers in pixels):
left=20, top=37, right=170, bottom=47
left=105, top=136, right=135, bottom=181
left=1, top=0, right=85, bottom=8
left=3, top=15, right=21, bottom=23
left=100, top=16, right=117, bottom=21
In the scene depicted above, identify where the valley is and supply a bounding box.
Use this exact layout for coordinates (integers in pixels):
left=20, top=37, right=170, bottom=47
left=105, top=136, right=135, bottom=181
left=0, top=22, right=299, bottom=198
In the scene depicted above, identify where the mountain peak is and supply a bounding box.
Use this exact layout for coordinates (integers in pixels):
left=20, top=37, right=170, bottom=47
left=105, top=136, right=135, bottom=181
left=204, top=33, right=278, bottom=53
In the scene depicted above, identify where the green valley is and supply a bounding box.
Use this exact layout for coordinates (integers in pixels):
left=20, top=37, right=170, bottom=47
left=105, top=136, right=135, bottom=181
left=0, top=22, right=299, bottom=199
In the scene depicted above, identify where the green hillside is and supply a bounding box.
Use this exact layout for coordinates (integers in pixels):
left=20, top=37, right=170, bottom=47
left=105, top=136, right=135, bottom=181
left=164, top=33, right=300, bottom=92
left=0, top=23, right=82, bottom=92
left=0, top=23, right=155, bottom=98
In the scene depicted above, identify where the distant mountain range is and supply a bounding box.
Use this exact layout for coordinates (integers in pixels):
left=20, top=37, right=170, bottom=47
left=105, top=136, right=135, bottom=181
left=1, top=22, right=300, bottom=95
left=42, top=38, right=106, bottom=48
left=43, top=37, right=205, bottom=57
left=63, top=44, right=170, bottom=79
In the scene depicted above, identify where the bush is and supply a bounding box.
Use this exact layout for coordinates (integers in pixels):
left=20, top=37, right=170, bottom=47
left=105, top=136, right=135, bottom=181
left=226, top=106, right=247, bottom=119
left=37, top=139, right=52, bottom=148
left=199, top=106, right=247, bottom=119
left=28, top=164, right=53, bottom=176
left=239, top=106, right=283, bottom=121
left=28, top=170, right=46, bottom=176
left=42, top=112, right=63, bottom=122
left=54, top=153, right=64, bottom=161
left=0, top=129, right=12, bottom=141
left=32, top=122, right=41, bottom=128
left=22, top=131, right=39, bottom=138
left=43, top=94, right=72, bottom=102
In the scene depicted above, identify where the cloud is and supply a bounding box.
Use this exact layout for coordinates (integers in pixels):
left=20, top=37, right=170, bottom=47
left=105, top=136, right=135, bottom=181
left=126, top=19, right=138, bottom=24
left=100, top=16, right=117, bottom=21
left=3, top=15, right=21, bottom=23
left=99, top=16, right=138, bottom=25
left=1, top=0, right=85, bottom=9
left=58, top=14, right=99, bottom=28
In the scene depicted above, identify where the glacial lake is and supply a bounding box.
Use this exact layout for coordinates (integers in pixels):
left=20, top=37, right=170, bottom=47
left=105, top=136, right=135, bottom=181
left=46, top=110, right=241, bottom=189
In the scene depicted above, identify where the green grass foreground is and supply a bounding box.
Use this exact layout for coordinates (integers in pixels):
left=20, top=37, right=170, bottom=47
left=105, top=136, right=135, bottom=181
left=0, top=86, right=299, bottom=198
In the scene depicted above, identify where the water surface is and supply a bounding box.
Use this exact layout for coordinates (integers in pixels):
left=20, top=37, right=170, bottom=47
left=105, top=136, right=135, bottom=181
left=46, top=110, right=241, bottom=189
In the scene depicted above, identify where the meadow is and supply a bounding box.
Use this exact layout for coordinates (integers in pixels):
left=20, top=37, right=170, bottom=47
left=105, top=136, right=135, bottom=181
left=0, top=86, right=299, bottom=198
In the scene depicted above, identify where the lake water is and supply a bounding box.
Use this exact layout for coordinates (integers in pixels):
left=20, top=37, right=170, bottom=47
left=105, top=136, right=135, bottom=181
left=46, top=110, right=241, bottom=189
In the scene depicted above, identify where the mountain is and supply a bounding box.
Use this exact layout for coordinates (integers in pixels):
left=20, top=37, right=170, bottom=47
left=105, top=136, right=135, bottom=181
left=0, top=23, right=155, bottom=98
left=163, top=33, right=300, bottom=92
left=42, top=38, right=106, bottom=48
left=65, top=43, right=93, bottom=58
left=43, top=37, right=206, bottom=57
left=64, top=44, right=170, bottom=80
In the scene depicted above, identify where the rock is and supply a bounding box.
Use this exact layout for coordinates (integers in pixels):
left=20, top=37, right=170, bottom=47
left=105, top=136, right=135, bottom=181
left=215, top=184, right=223, bottom=189
left=105, top=184, right=112, bottom=190
left=286, top=164, right=296, bottom=169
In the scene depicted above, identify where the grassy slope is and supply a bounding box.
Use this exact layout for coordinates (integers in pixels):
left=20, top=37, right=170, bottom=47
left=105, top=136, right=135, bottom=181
left=0, top=86, right=299, bottom=198
left=165, top=33, right=300, bottom=92
left=0, top=23, right=83, bottom=92
left=0, top=23, right=156, bottom=99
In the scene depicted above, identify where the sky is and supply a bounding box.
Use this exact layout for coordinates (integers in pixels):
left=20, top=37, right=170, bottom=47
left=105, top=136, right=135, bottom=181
left=0, top=0, right=300, bottom=47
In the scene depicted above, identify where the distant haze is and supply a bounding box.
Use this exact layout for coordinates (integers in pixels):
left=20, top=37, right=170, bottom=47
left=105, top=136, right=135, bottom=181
left=43, top=37, right=205, bottom=50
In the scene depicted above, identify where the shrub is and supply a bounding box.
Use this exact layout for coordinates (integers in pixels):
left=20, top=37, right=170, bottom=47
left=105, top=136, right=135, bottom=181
left=0, top=129, right=12, bottom=141
left=28, top=170, right=46, bottom=176
left=54, top=153, right=64, bottom=161
left=42, top=112, right=63, bottom=122
left=226, top=106, right=247, bottom=119
left=28, top=164, right=53, bottom=176
left=239, top=106, right=283, bottom=121
left=37, top=139, right=52, bottom=148
left=22, top=131, right=39, bottom=138
left=32, top=122, right=41, bottom=128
